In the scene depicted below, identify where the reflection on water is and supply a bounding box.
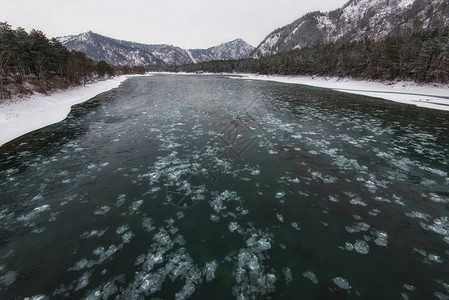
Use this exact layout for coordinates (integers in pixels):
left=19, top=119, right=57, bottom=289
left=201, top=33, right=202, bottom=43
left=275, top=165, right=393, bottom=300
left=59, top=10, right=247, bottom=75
left=0, top=75, right=448, bottom=299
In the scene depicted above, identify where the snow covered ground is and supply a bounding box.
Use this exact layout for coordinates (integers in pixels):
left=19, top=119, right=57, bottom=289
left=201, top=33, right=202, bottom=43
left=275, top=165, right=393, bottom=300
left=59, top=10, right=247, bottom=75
left=231, top=74, right=449, bottom=112
left=0, top=75, right=132, bottom=147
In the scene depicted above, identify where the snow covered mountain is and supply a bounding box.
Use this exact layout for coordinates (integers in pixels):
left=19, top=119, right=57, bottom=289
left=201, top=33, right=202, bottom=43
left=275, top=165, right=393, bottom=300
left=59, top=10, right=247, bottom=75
left=57, top=32, right=254, bottom=66
left=188, top=39, right=255, bottom=63
left=252, top=0, right=449, bottom=58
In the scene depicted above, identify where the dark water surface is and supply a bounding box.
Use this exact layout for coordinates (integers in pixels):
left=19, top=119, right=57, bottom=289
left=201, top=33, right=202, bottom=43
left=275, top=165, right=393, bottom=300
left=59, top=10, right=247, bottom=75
left=0, top=75, right=448, bottom=299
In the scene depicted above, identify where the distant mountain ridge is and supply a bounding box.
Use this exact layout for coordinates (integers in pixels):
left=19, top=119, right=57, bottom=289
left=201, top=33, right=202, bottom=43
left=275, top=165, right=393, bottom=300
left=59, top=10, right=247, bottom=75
left=252, top=0, right=449, bottom=58
left=188, top=39, right=254, bottom=63
left=57, top=32, right=254, bottom=66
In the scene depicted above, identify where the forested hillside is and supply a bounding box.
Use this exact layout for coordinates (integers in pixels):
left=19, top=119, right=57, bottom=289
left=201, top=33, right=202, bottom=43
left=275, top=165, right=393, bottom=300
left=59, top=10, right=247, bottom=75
left=167, top=27, right=449, bottom=83
left=0, top=22, right=129, bottom=99
left=252, top=0, right=449, bottom=58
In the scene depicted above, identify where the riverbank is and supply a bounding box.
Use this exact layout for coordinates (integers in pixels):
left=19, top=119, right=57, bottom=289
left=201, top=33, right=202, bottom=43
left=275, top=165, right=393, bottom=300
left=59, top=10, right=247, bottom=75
left=230, top=74, right=449, bottom=112
left=154, top=72, right=449, bottom=111
left=0, top=75, right=132, bottom=147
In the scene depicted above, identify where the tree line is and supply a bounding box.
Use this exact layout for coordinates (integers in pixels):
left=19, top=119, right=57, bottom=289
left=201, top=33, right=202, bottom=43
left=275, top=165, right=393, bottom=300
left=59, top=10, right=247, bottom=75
left=165, top=27, right=449, bottom=84
left=0, top=22, right=144, bottom=99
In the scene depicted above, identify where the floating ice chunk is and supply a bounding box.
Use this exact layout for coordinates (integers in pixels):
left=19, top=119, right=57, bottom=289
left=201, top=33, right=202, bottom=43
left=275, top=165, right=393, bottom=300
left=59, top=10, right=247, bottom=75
left=436, top=280, right=449, bottom=291
left=413, top=248, right=427, bottom=258
left=428, top=253, right=443, bottom=264
left=139, top=272, right=164, bottom=294
left=283, top=267, right=293, bottom=284
left=349, top=197, right=367, bottom=207
left=142, top=217, right=155, bottom=232
left=75, top=272, right=90, bottom=291
left=88, top=281, right=118, bottom=299
left=116, top=194, right=126, bottom=207
left=393, top=194, right=406, bottom=206
left=374, top=196, right=391, bottom=203
left=247, top=254, right=260, bottom=271
left=429, top=193, right=449, bottom=204
left=122, top=231, right=134, bottom=243
left=374, top=231, right=388, bottom=247
left=129, top=200, right=143, bottom=213
left=229, top=222, right=239, bottom=233
left=345, top=242, right=354, bottom=251
left=275, top=192, right=285, bottom=199
left=369, top=209, right=381, bottom=216
left=345, top=222, right=371, bottom=234
left=150, top=187, right=161, bottom=193
left=70, top=258, right=89, bottom=271
left=291, top=222, right=301, bottom=231
left=257, top=238, right=271, bottom=251
left=421, top=178, right=437, bottom=186
left=17, top=204, right=50, bottom=223
left=406, top=211, right=430, bottom=221
left=354, top=240, right=369, bottom=254
left=329, top=195, right=339, bottom=202
left=176, top=281, right=197, bottom=300
left=236, top=207, right=249, bottom=216
left=251, top=169, right=261, bottom=176
left=34, top=204, right=50, bottom=213
left=421, top=217, right=448, bottom=236
left=94, top=206, right=111, bottom=216
left=276, top=213, right=284, bottom=223
left=0, top=270, right=17, bottom=286
left=290, top=177, right=300, bottom=183
left=203, top=261, right=218, bottom=282
left=419, top=166, right=447, bottom=177
left=81, top=229, right=108, bottom=239
left=333, top=277, right=351, bottom=290
left=433, top=291, right=449, bottom=300
left=116, top=224, right=129, bottom=235
left=404, top=284, right=416, bottom=291
left=303, top=271, right=318, bottom=284
left=210, top=214, right=220, bottom=222
left=25, top=295, right=47, bottom=300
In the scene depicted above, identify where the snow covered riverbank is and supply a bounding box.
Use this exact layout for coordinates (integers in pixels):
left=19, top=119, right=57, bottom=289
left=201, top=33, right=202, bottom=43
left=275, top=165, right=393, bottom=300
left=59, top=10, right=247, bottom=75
left=158, top=72, right=449, bottom=111
left=0, top=75, right=132, bottom=147
left=232, top=74, right=449, bottom=112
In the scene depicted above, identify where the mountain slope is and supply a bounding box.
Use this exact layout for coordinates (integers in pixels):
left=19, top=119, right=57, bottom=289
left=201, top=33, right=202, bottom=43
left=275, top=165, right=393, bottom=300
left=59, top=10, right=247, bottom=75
left=252, top=0, right=449, bottom=58
left=58, top=32, right=254, bottom=66
left=188, top=39, right=255, bottom=63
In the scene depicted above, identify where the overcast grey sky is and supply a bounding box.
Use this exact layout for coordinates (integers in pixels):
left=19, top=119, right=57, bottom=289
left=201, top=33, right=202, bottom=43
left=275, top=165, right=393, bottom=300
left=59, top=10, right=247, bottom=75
left=1, top=0, right=348, bottom=49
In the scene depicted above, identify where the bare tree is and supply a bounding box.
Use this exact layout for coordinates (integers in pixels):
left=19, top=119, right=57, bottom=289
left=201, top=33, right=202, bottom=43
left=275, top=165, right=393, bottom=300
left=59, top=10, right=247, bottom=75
left=0, top=49, right=12, bottom=99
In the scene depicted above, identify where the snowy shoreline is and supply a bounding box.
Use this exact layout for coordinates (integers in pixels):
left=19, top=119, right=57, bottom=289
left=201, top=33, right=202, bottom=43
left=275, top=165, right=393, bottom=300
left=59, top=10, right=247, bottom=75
left=160, top=72, right=449, bottom=112
left=232, top=74, right=449, bottom=111
left=0, top=75, right=132, bottom=147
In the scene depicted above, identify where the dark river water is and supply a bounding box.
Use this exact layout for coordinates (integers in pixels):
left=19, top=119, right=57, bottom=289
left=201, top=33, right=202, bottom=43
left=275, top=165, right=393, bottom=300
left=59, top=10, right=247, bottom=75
left=0, top=75, right=448, bottom=299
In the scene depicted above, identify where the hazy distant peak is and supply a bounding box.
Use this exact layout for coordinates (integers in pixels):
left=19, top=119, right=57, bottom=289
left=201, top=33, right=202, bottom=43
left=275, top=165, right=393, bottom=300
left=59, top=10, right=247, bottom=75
left=57, top=32, right=254, bottom=66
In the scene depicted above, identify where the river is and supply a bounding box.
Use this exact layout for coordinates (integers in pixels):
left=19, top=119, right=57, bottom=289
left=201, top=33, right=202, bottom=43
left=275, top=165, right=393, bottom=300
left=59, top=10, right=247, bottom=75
left=0, top=74, right=448, bottom=299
